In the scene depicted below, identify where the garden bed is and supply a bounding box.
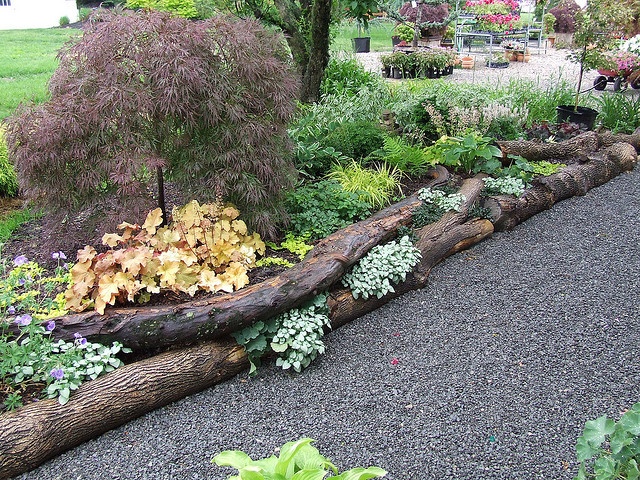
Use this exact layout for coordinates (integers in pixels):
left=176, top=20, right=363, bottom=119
left=0, top=130, right=638, bottom=479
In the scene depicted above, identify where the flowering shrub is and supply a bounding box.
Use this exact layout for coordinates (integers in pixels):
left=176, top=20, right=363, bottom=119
left=465, top=0, right=520, bottom=32
left=549, top=0, right=581, bottom=34
left=601, top=50, right=640, bottom=75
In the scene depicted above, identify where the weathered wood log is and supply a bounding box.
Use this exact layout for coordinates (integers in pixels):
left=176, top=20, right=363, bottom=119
left=0, top=339, right=248, bottom=479
left=497, top=131, right=599, bottom=162
left=597, top=128, right=640, bottom=152
left=484, top=143, right=637, bottom=231
left=34, top=167, right=451, bottom=351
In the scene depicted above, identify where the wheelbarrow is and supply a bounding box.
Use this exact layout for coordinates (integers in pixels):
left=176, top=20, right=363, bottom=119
left=593, top=68, right=640, bottom=91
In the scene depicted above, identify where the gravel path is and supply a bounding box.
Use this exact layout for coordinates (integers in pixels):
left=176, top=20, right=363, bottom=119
left=12, top=50, right=640, bottom=480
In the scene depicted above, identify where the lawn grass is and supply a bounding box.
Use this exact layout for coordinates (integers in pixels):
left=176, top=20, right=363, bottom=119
left=0, top=28, right=78, bottom=120
left=331, top=18, right=396, bottom=53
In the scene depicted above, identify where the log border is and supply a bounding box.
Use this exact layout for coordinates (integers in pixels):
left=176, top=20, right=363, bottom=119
left=0, top=139, right=637, bottom=479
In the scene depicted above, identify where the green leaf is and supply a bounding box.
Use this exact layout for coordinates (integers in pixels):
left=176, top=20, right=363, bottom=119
left=213, top=450, right=254, bottom=468
left=575, top=462, right=588, bottom=480
left=620, top=408, right=640, bottom=436
left=593, top=456, right=616, bottom=479
left=290, top=469, right=329, bottom=480
left=610, top=425, right=633, bottom=455
left=327, top=467, right=387, bottom=480
left=237, top=466, right=266, bottom=480
left=275, top=438, right=316, bottom=476
left=576, top=435, right=600, bottom=462
left=583, top=416, right=616, bottom=447
left=625, top=459, right=640, bottom=480
left=270, top=342, right=288, bottom=353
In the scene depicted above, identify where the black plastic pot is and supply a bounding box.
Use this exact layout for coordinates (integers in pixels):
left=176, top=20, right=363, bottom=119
left=556, top=105, right=599, bottom=131
left=353, top=37, right=371, bottom=53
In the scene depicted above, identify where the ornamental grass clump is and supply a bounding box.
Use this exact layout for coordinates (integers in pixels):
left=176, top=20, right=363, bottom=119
left=342, top=236, right=421, bottom=300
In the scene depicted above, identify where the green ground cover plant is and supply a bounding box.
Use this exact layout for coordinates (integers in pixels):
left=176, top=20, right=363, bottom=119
left=326, top=161, right=403, bottom=209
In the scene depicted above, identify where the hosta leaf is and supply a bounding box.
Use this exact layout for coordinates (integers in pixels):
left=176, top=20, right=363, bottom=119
left=212, top=450, right=253, bottom=468
left=327, top=466, right=387, bottom=480
left=290, top=469, right=327, bottom=480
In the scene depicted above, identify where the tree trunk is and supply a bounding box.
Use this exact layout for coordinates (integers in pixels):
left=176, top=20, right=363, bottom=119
left=299, top=0, right=332, bottom=103
left=36, top=168, right=450, bottom=351
left=597, top=127, right=640, bottom=152
left=0, top=339, right=248, bottom=479
left=497, top=131, right=599, bottom=162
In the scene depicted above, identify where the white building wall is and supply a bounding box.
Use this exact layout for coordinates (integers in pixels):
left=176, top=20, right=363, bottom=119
left=0, top=0, right=79, bottom=30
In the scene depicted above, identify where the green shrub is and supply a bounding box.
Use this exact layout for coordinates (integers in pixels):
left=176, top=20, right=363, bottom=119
left=126, top=0, right=199, bottom=18
left=321, top=57, right=383, bottom=97
left=326, top=160, right=402, bottom=209
left=79, top=8, right=92, bottom=21
left=426, top=131, right=502, bottom=175
left=59, top=16, right=70, bottom=26
left=285, top=180, right=372, bottom=240
left=323, top=119, right=387, bottom=161
left=0, top=127, right=18, bottom=198
left=293, top=141, right=350, bottom=179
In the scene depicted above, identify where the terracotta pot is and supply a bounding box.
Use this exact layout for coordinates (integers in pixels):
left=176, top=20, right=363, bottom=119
left=516, top=52, right=524, bottom=62
left=461, top=56, right=474, bottom=69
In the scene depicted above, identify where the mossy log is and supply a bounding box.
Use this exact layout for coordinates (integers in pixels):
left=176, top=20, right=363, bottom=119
left=483, top=143, right=637, bottom=231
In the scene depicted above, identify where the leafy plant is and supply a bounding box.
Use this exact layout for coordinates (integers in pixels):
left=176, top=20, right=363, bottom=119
left=232, top=294, right=330, bottom=374
left=323, top=120, right=387, bottom=162
left=549, top=0, right=581, bottom=33
left=65, top=201, right=265, bottom=314
left=326, top=161, right=403, bottom=209
left=0, top=208, right=40, bottom=244
left=596, top=93, right=640, bottom=134
left=126, top=0, right=199, bottom=18
left=59, top=16, right=70, bottom=26
left=482, top=176, right=526, bottom=197
left=530, top=160, right=566, bottom=176
left=5, top=11, right=298, bottom=240
left=1, top=317, right=130, bottom=409
left=342, top=236, right=421, bottom=300
left=293, top=141, right=351, bottom=179
left=0, top=126, right=18, bottom=197
left=255, top=257, right=294, bottom=268
left=373, top=135, right=434, bottom=175
left=574, top=401, right=640, bottom=480
left=285, top=180, right=372, bottom=241
left=321, top=58, right=383, bottom=97
left=412, top=186, right=466, bottom=228
left=426, top=131, right=502, bottom=175
left=266, top=233, right=314, bottom=261
left=212, top=437, right=387, bottom=480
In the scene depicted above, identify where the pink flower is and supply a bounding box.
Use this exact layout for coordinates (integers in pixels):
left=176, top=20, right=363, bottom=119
left=390, top=358, right=399, bottom=365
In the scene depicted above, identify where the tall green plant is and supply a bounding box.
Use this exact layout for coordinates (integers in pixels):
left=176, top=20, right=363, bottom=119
left=327, top=161, right=403, bottom=209
left=0, top=126, right=18, bottom=197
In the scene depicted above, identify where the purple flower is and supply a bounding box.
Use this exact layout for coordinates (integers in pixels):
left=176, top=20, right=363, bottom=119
left=18, top=278, right=26, bottom=286
left=7, top=306, right=15, bottom=315
left=74, top=332, right=87, bottom=346
left=13, top=255, right=28, bottom=266
left=14, top=314, right=32, bottom=326
left=51, top=251, right=67, bottom=260
left=46, top=321, right=56, bottom=332
left=50, top=368, right=64, bottom=380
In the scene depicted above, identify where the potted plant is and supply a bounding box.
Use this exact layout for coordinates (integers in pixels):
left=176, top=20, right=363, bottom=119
left=486, top=51, right=509, bottom=68
left=557, top=0, right=629, bottom=129
left=543, top=12, right=556, bottom=46
left=395, top=0, right=452, bottom=47
left=345, top=0, right=379, bottom=53
left=463, top=0, right=521, bottom=33
left=380, top=53, right=393, bottom=77
left=440, top=24, right=455, bottom=48
left=393, top=23, right=414, bottom=47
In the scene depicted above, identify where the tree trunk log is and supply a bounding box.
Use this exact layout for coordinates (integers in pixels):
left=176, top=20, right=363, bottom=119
left=597, top=128, right=640, bottom=152
left=483, top=143, right=637, bottom=231
left=36, top=167, right=450, bottom=352
left=0, top=339, right=247, bottom=479
left=497, top=131, right=599, bottom=162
